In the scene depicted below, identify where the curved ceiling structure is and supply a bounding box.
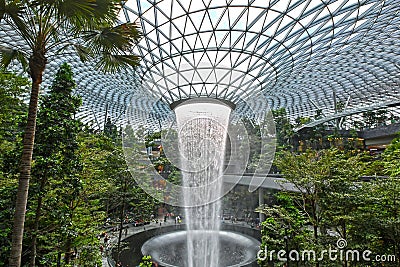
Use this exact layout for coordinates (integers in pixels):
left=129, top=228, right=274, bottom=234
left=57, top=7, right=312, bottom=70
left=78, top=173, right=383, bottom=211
left=2, top=0, right=400, bottom=129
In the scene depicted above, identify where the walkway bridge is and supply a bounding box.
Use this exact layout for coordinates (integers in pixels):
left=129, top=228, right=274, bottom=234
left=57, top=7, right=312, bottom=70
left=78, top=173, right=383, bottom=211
left=223, top=173, right=297, bottom=192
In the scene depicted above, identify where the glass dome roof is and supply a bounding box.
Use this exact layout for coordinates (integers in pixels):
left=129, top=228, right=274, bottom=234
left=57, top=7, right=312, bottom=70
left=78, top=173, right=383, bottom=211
left=1, top=0, right=400, bottom=129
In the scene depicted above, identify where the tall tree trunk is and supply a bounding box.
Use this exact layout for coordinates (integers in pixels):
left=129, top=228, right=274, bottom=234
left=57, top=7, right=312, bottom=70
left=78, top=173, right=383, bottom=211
left=30, top=170, right=48, bottom=267
left=64, top=204, right=75, bottom=265
left=64, top=238, right=72, bottom=265
left=312, top=200, right=319, bottom=267
left=117, top=181, right=127, bottom=261
left=56, top=251, right=61, bottom=267
left=9, top=52, right=46, bottom=267
left=29, top=191, right=44, bottom=267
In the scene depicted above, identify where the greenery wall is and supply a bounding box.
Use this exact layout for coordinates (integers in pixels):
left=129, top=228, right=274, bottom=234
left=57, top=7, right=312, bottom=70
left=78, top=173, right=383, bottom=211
left=0, top=65, right=156, bottom=266
left=258, top=145, right=400, bottom=266
left=256, top=107, right=400, bottom=266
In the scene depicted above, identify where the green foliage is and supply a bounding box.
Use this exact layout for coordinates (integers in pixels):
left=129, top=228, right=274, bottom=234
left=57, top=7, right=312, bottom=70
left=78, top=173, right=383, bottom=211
left=257, top=192, right=310, bottom=266
left=144, top=129, right=181, bottom=187
left=359, top=136, right=400, bottom=260
left=139, top=255, right=153, bottom=267
left=2, top=2, right=141, bottom=264
left=261, top=147, right=400, bottom=266
left=104, top=117, right=119, bottom=140
left=0, top=71, right=29, bottom=177
left=0, top=65, right=161, bottom=266
left=382, top=135, right=400, bottom=177
left=0, top=71, right=28, bottom=265
left=0, top=0, right=141, bottom=73
left=0, top=182, right=17, bottom=266
left=362, top=109, right=389, bottom=129
left=295, top=116, right=311, bottom=127
left=25, top=63, right=105, bottom=266
left=272, top=108, right=294, bottom=150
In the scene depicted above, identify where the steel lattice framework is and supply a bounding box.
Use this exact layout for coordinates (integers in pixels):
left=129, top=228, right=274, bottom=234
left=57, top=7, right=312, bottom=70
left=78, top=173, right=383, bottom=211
left=1, top=0, right=400, bottom=129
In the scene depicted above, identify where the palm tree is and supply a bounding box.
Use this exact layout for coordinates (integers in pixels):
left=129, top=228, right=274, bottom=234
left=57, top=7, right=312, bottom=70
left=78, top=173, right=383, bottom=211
left=0, top=1, right=141, bottom=266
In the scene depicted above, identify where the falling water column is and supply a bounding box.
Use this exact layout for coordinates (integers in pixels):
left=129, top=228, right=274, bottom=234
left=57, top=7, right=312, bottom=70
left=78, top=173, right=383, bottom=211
left=173, top=99, right=232, bottom=267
